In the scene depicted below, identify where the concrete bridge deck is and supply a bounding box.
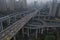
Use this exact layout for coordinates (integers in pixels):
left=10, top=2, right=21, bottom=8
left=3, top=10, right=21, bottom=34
left=0, top=10, right=38, bottom=40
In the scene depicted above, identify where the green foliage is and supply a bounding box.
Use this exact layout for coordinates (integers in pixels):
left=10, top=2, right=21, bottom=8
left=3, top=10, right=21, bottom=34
left=44, top=35, right=56, bottom=40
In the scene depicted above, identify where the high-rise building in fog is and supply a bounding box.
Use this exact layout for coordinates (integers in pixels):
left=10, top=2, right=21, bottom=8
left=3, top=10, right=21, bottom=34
left=22, top=0, right=27, bottom=8
left=9, top=0, right=15, bottom=11
left=33, top=1, right=38, bottom=8
left=49, top=0, right=57, bottom=17
left=58, top=4, right=60, bottom=17
left=0, top=0, right=7, bottom=11
left=0, top=0, right=27, bottom=12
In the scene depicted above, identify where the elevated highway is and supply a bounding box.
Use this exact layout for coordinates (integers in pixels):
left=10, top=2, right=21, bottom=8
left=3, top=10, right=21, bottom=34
left=0, top=10, right=60, bottom=40
left=0, top=10, right=38, bottom=40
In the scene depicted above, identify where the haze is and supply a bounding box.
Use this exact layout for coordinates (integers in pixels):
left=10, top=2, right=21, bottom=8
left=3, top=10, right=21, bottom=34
left=27, top=0, right=51, bottom=3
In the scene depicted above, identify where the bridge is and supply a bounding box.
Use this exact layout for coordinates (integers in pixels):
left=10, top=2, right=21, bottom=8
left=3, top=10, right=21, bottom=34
left=0, top=9, right=60, bottom=40
left=0, top=10, right=60, bottom=40
left=0, top=0, right=60, bottom=40
left=0, top=10, right=38, bottom=40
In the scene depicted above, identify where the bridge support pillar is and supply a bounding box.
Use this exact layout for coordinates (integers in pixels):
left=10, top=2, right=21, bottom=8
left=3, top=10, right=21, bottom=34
left=41, top=28, right=44, bottom=34
left=13, top=36, right=16, bottom=40
left=14, top=15, right=17, bottom=21
left=8, top=17, right=10, bottom=25
left=0, top=22, right=3, bottom=32
left=11, top=36, right=16, bottom=40
left=47, top=28, right=48, bottom=33
left=30, top=28, right=31, bottom=33
left=22, top=28, right=24, bottom=37
left=39, top=28, right=40, bottom=33
left=36, top=29, right=38, bottom=39
left=57, top=32, right=60, bottom=40
left=28, top=28, right=29, bottom=37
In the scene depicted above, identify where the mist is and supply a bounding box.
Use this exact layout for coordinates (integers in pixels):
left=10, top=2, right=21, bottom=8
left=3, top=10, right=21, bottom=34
left=27, top=0, right=51, bottom=4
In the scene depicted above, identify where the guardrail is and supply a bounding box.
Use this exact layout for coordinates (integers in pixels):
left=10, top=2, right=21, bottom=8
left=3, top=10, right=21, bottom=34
left=0, top=10, right=38, bottom=40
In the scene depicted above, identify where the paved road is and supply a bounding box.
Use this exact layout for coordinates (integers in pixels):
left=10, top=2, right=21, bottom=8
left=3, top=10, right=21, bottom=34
left=0, top=10, right=38, bottom=40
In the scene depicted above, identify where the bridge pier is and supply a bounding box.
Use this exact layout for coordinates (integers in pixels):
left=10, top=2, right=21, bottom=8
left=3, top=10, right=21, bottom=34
left=41, top=28, right=44, bottom=34
left=28, top=28, right=29, bottom=37
left=11, top=36, right=16, bottom=40
left=30, top=27, right=31, bottom=33
left=39, top=28, right=40, bottom=33
left=47, top=27, right=49, bottom=33
left=22, top=28, right=24, bottom=37
left=8, top=17, right=10, bottom=25
left=56, top=30, right=60, bottom=40
left=13, top=36, right=16, bottom=40
left=35, top=29, right=38, bottom=39
left=14, top=15, right=17, bottom=21
left=0, top=21, right=3, bottom=32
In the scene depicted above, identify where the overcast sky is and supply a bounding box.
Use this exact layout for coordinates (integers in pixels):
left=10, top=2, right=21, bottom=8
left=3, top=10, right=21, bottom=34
left=27, top=0, right=60, bottom=4
left=27, top=0, right=51, bottom=3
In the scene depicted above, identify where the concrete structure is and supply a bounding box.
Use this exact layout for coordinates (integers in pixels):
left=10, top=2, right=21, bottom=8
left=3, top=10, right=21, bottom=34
left=58, top=6, right=60, bottom=17
left=0, top=0, right=60, bottom=40
left=0, top=8, right=59, bottom=40
left=0, top=0, right=7, bottom=11
left=22, top=0, right=27, bottom=8
left=9, top=0, right=15, bottom=11
left=0, top=10, right=38, bottom=40
left=0, top=0, right=27, bottom=12
left=19, top=10, right=60, bottom=40
left=49, top=0, right=57, bottom=17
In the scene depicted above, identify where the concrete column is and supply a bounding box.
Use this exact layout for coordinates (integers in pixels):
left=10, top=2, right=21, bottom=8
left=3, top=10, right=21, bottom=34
left=39, top=28, right=40, bottom=33
left=57, top=32, right=60, bottom=40
left=28, top=28, right=29, bottom=37
left=30, top=27, right=31, bottom=33
left=7, top=18, right=10, bottom=26
left=13, top=36, right=16, bottom=40
left=36, top=29, right=38, bottom=39
left=47, top=27, right=49, bottom=33
left=38, top=11, right=40, bottom=20
left=8, top=17, right=10, bottom=25
left=22, top=28, right=24, bottom=37
left=41, top=28, right=44, bottom=34
left=0, top=21, right=3, bottom=32
left=14, top=15, right=17, bottom=21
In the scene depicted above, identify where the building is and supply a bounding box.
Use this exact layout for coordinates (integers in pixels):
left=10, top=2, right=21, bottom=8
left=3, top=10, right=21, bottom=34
left=33, top=1, right=38, bottom=8
left=49, top=0, right=57, bottom=17
left=57, top=3, right=60, bottom=17
left=58, top=8, right=60, bottom=17
left=0, top=0, right=7, bottom=11
left=22, top=0, right=27, bottom=8
left=0, top=0, right=27, bottom=12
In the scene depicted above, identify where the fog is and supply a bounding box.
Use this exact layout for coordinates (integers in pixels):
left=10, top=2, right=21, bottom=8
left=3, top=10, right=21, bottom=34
left=27, top=0, right=60, bottom=4
left=27, top=0, right=51, bottom=4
